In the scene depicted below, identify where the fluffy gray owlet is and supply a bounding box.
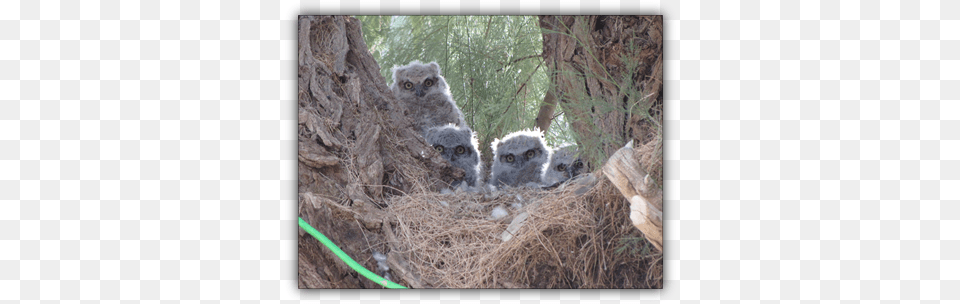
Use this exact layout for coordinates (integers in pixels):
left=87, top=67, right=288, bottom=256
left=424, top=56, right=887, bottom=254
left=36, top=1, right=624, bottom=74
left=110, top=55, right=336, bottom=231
left=488, top=129, right=551, bottom=189
left=541, top=145, right=586, bottom=187
left=390, top=61, right=468, bottom=136
left=424, top=124, right=482, bottom=187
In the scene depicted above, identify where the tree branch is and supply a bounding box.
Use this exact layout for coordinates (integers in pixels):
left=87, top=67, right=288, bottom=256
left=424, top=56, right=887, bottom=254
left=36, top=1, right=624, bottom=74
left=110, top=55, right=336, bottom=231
left=534, top=90, right=558, bottom=133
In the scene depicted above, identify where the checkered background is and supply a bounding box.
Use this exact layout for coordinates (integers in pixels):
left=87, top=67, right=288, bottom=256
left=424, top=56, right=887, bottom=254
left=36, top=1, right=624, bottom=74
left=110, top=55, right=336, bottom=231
left=3, top=0, right=956, bottom=302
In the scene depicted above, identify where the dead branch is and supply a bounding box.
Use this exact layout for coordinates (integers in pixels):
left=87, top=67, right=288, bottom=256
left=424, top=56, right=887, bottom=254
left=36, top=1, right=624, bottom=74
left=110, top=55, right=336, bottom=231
left=601, top=140, right=662, bottom=252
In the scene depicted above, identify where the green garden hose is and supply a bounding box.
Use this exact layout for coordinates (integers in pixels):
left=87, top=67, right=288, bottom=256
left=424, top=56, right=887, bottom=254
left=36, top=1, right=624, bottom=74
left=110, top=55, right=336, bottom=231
left=298, top=217, right=408, bottom=289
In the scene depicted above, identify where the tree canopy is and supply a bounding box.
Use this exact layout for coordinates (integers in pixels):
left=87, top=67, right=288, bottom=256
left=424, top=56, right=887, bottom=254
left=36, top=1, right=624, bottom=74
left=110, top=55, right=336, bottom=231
left=298, top=15, right=664, bottom=289
left=355, top=16, right=575, bottom=162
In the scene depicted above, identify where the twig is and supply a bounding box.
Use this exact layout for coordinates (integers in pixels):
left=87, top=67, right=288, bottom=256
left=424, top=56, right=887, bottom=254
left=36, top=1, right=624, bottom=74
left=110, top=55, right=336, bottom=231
left=496, top=54, right=543, bottom=72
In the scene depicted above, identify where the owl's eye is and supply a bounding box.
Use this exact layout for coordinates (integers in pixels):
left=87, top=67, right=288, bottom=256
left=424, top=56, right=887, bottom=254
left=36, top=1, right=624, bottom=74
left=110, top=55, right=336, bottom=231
left=424, top=79, right=434, bottom=87
left=505, top=155, right=514, bottom=163
left=574, top=161, right=583, bottom=168
left=455, top=146, right=466, bottom=154
left=525, top=150, right=536, bottom=158
left=435, top=145, right=444, bottom=153
left=404, top=82, right=414, bottom=89
left=556, top=164, right=567, bottom=171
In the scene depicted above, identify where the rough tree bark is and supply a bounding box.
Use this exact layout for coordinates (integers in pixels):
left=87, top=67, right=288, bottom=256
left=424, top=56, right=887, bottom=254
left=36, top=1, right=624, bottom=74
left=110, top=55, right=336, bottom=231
left=298, top=15, right=663, bottom=289
left=297, top=15, right=461, bottom=289
left=538, top=15, right=663, bottom=169
left=533, top=90, right=558, bottom=133
left=539, top=15, right=664, bottom=249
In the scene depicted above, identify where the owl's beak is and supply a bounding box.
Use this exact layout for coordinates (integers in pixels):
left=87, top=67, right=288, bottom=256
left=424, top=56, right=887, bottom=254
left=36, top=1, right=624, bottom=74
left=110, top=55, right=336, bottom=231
left=415, top=85, right=425, bottom=97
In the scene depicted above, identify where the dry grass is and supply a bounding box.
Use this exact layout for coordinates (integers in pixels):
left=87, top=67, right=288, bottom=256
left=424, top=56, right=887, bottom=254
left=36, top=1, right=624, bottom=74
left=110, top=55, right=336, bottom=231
left=385, top=175, right=662, bottom=289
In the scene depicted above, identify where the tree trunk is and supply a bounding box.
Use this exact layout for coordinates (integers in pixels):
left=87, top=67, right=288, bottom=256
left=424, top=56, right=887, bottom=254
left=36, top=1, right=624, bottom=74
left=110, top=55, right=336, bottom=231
left=297, top=15, right=663, bottom=289
left=540, top=15, right=664, bottom=250
left=297, top=15, right=461, bottom=289
left=534, top=90, right=558, bottom=133
left=538, top=16, right=663, bottom=172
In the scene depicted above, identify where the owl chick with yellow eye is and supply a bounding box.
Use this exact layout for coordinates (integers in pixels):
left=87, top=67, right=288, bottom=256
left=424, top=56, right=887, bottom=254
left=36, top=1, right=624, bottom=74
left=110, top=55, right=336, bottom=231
left=541, top=145, right=585, bottom=187
left=424, top=124, right=481, bottom=187
left=390, top=60, right=468, bottom=136
left=488, top=129, right=551, bottom=189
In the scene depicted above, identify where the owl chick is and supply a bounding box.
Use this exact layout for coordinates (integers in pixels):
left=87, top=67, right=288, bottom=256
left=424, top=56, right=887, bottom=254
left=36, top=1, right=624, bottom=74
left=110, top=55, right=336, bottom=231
left=541, top=145, right=586, bottom=187
left=390, top=61, right=468, bottom=136
left=424, top=124, right=482, bottom=187
left=488, top=129, right=551, bottom=189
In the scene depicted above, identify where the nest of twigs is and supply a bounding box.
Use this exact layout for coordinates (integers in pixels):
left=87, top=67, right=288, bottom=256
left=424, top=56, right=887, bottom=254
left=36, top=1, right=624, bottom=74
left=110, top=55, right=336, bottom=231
left=384, top=174, right=662, bottom=289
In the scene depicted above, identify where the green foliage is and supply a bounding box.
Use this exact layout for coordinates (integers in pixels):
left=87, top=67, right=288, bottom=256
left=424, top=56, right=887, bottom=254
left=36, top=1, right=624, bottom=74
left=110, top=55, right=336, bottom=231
left=357, top=15, right=393, bottom=59
left=354, top=16, right=576, bottom=154
left=541, top=18, right=661, bottom=172
left=614, top=235, right=652, bottom=257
